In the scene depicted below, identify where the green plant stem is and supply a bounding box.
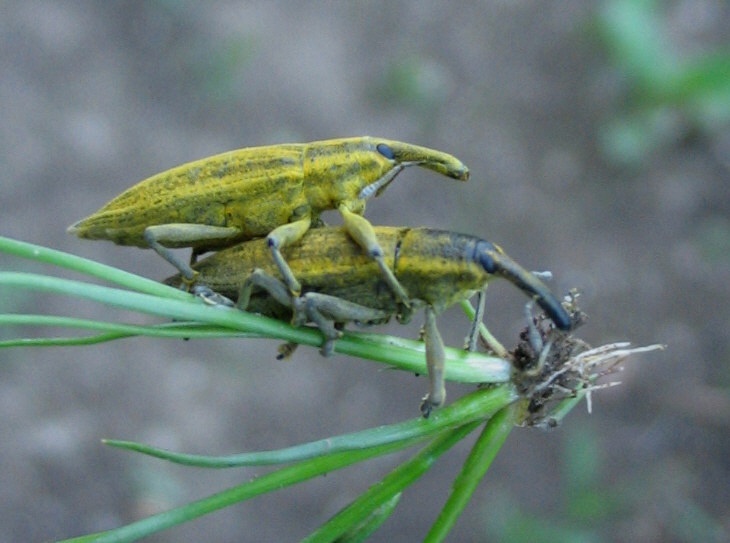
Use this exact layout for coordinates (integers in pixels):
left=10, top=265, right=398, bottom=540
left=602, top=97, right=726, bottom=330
left=0, top=235, right=189, bottom=300
left=59, top=429, right=447, bottom=543
left=336, top=493, right=402, bottom=542
left=0, top=272, right=512, bottom=384
left=0, top=314, right=255, bottom=347
left=424, top=400, right=523, bottom=542
left=103, top=385, right=517, bottom=467
left=302, top=421, right=483, bottom=543
left=459, top=299, right=508, bottom=358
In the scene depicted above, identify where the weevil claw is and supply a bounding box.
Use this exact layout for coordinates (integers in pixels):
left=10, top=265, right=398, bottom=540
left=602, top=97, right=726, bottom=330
left=191, top=285, right=235, bottom=307
left=276, top=342, right=299, bottom=360
left=420, top=397, right=433, bottom=418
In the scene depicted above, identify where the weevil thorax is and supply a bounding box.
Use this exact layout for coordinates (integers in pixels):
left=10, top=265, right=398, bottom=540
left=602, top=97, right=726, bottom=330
left=395, top=229, right=572, bottom=330
left=301, top=137, right=400, bottom=215
left=394, top=229, right=488, bottom=311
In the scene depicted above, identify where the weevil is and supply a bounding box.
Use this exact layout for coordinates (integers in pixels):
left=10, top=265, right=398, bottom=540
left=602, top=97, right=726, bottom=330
left=68, top=137, right=469, bottom=305
left=164, top=226, right=572, bottom=417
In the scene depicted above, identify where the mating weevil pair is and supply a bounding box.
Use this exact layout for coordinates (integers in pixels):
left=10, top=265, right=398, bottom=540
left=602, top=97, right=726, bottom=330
left=69, top=136, right=571, bottom=416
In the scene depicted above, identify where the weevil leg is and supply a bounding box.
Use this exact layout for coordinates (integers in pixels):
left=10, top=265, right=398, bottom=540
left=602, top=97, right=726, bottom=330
left=301, top=292, right=392, bottom=356
left=420, top=306, right=446, bottom=418
left=190, top=248, right=204, bottom=266
left=237, top=268, right=293, bottom=311
left=396, top=303, right=415, bottom=325
left=237, top=269, right=388, bottom=357
left=531, top=270, right=553, bottom=282
left=338, top=205, right=411, bottom=309
left=191, top=285, right=236, bottom=307
left=144, top=223, right=241, bottom=283
left=302, top=292, right=390, bottom=323
left=524, top=301, right=544, bottom=354
left=277, top=342, right=299, bottom=360
left=522, top=301, right=553, bottom=377
left=465, top=289, right=487, bottom=352
left=299, top=295, right=343, bottom=357
left=266, top=215, right=312, bottom=297
left=235, top=269, right=310, bottom=357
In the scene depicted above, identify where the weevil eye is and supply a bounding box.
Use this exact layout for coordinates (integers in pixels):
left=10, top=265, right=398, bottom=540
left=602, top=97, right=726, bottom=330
left=376, top=143, right=396, bottom=160
left=479, top=252, right=497, bottom=274
left=477, top=242, right=499, bottom=274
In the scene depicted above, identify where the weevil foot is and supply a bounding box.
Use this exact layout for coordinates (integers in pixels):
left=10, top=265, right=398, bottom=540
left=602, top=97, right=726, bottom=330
left=531, top=270, right=553, bottom=282
left=320, top=337, right=339, bottom=357
left=420, top=397, right=433, bottom=418
left=276, top=342, right=299, bottom=360
left=395, top=302, right=414, bottom=324
left=179, top=270, right=200, bottom=291
left=191, top=285, right=235, bottom=307
left=316, top=325, right=343, bottom=358
left=524, top=302, right=544, bottom=354
left=419, top=394, right=445, bottom=418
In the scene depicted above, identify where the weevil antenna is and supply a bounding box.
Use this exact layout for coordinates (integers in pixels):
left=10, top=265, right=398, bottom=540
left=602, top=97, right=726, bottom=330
left=358, top=164, right=407, bottom=200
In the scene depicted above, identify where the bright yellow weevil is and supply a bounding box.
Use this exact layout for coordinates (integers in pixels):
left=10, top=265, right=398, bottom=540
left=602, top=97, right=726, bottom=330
left=164, top=226, right=572, bottom=416
left=68, top=137, right=469, bottom=305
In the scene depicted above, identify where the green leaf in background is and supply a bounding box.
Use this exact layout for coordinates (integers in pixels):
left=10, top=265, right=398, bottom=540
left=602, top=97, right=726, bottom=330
left=596, top=0, right=730, bottom=163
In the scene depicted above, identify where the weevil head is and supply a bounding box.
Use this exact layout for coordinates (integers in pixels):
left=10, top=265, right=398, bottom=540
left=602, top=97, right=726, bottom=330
left=477, top=241, right=572, bottom=331
left=374, top=139, right=469, bottom=181
left=355, top=138, right=469, bottom=201
left=304, top=137, right=468, bottom=205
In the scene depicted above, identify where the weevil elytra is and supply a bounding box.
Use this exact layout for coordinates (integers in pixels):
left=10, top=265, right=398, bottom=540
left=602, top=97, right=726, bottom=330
left=164, top=226, right=572, bottom=417
left=68, top=137, right=469, bottom=305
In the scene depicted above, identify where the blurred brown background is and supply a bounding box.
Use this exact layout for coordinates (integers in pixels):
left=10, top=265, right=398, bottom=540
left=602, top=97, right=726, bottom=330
left=1, top=2, right=729, bottom=541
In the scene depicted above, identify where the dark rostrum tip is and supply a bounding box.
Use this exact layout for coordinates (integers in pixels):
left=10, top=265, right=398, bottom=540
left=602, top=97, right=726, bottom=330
left=476, top=241, right=500, bottom=274
left=541, top=298, right=572, bottom=331
left=477, top=242, right=572, bottom=331
left=452, top=166, right=470, bottom=181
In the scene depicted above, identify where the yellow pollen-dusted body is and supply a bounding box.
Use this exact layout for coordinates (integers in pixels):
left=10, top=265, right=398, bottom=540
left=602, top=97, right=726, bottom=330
left=69, top=137, right=469, bottom=302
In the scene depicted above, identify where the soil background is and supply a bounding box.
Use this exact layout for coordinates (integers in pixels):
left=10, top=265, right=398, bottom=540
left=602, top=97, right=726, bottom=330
left=1, top=2, right=729, bottom=542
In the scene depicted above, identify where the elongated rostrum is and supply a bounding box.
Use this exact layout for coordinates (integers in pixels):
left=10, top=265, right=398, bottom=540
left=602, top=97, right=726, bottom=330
left=165, top=226, right=572, bottom=416
left=69, top=137, right=469, bottom=305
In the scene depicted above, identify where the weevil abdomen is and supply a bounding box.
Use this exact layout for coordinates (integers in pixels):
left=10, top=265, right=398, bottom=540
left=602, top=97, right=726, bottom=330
left=181, top=227, right=405, bottom=310
left=68, top=145, right=307, bottom=248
